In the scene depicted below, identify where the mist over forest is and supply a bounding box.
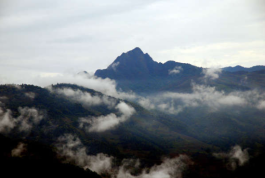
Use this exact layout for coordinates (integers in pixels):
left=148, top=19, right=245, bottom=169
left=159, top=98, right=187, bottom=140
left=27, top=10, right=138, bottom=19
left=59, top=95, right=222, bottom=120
left=1, top=1, right=265, bottom=177
left=0, top=47, right=265, bottom=178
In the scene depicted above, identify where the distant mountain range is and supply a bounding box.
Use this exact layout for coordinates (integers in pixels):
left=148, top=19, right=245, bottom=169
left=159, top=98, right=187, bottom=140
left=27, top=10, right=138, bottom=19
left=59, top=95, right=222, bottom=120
left=96, top=47, right=265, bottom=79
left=222, top=65, right=265, bottom=72
left=95, top=47, right=265, bottom=93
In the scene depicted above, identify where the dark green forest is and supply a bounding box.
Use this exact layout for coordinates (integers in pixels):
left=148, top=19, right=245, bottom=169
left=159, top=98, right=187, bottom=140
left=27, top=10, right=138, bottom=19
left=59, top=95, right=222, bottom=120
left=0, top=82, right=265, bottom=177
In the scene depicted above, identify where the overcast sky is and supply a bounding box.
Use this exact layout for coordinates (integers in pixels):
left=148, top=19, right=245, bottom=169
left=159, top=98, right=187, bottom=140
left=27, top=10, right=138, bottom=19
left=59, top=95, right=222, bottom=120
left=0, top=0, right=264, bottom=80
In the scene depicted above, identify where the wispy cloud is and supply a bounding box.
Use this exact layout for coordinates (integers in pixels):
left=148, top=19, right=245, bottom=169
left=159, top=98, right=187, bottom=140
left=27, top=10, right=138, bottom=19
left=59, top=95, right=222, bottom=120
left=50, top=86, right=136, bottom=132
left=138, top=83, right=265, bottom=114
left=213, top=145, right=249, bottom=170
left=116, top=155, right=190, bottom=178
left=257, top=100, right=265, bottom=110
left=11, top=142, right=27, bottom=157
left=0, top=73, right=136, bottom=100
left=24, top=92, right=36, bottom=99
left=111, top=62, right=120, bottom=71
left=0, top=106, right=44, bottom=134
left=168, top=66, right=183, bottom=75
left=51, top=87, right=117, bottom=109
left=202, top=68, right=222, bottom=80
left=79, top=102, right=135, bottom=132
left=56, top=134, right=190, bottom=178
left=56, top=134, right=113, bottom=174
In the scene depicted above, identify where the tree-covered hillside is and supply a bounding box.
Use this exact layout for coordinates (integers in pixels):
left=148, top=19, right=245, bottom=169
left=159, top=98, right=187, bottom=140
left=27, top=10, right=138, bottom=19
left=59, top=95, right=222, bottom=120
left=1, top=83, right=265, bottom=177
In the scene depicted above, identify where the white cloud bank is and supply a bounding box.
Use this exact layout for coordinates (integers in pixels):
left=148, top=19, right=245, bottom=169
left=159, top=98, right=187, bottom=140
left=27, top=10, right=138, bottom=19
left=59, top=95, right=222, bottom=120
left=0, top=72, right=136, bottom=100
left=138, top=83, right=265, bottom=115
left=51, top=87, right=118, bottom=109
left=79, top=102, right=135, bottom=132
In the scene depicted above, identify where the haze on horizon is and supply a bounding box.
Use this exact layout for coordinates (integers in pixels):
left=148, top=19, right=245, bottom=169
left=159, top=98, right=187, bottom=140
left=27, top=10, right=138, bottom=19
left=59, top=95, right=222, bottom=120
left=0, top=0, right=264, bottom=82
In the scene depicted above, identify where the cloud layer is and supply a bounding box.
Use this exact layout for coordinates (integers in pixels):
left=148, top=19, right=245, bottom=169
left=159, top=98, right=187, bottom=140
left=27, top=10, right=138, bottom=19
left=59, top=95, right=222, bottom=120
left=0, top=0, right=264, bottom=80
left=138, top=83, right=265, bottom=115
left=51, top=87, right=117, bottom=109
left=0, top=72, right=136, bottom=100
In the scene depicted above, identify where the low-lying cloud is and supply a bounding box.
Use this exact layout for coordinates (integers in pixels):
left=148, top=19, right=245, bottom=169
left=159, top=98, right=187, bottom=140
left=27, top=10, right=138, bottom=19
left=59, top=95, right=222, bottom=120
left=56, top=134, right=113, bottom=174
left=138, top=83, right=265, bottom=114
left=51, top=87, right=117, bottom=109
left=116, top=155, right=190, bottom=178
left=111, top=62, right=120, bottom=71
left=11, top=142, right=27, bottom=157
left=203, top=68, right=222, bottom=80
left=213, top=145, right=249, bottom=170
left=168, top=66, right=183, bottom=75
left=57, top=134, right=190, bottom=178
left=0, top=72, right=136, bottom=100
left=79, top=102, right=135, bottom=132
left=257, top=100, right=265, bottom=110
left=24, top=92, right=36, bottom=99
left=0, top=106, right=44, bottom=134
left=50, top=87, right=136, bottom=132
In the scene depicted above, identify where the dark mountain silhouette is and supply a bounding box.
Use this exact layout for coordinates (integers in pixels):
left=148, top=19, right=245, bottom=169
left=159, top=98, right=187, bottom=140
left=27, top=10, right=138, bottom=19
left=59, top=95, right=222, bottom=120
left=95, top=47, right=205, bottom=93
left=95, top=48, right=265, bottom=93
left=95, top=47, right=202, bottom=80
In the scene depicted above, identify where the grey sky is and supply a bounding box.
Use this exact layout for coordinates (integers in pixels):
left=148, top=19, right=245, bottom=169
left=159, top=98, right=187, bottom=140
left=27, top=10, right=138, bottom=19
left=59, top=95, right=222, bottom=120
left=0, top=0, right=264, bottom=80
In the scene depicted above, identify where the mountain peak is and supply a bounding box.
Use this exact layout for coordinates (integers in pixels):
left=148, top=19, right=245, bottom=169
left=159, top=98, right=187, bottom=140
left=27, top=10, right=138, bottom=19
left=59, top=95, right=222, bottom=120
left=121, top=47, right=144, bottom=57
left=113, top=47, right=152, bottom=64
left=95, top=47, right=156, bottom=80
left=95, top=47, right=201, bottom=81
left=131, top=47, right=143, bottom=53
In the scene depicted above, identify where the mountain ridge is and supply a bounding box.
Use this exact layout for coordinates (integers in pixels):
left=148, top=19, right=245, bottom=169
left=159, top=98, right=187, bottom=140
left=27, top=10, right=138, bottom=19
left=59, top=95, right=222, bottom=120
left=94, top=47, right=265, bottom=93
left=95, top=47, right=265, bottom=79
left=222, top=65, right=265, bottom=72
